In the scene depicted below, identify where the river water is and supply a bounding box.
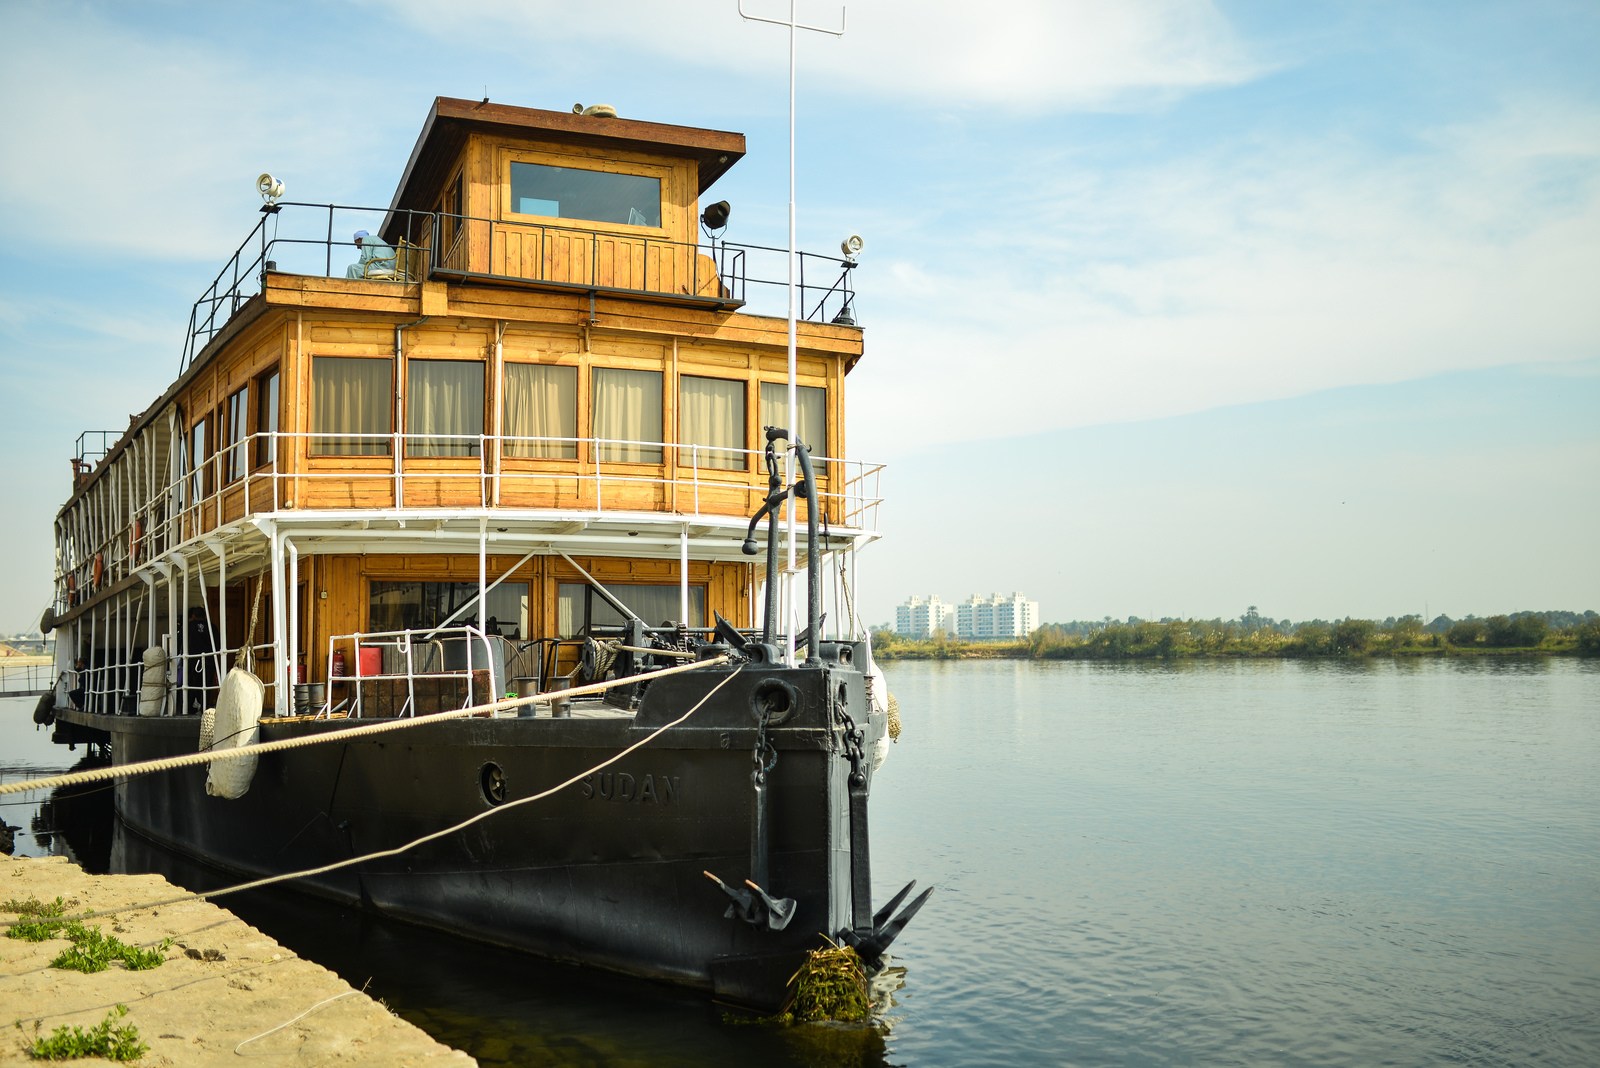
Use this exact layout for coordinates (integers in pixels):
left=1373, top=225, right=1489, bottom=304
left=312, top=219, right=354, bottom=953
left=4, top=657, right=1598, bottom=1066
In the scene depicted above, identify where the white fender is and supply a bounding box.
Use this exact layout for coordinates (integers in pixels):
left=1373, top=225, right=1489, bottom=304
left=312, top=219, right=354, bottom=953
left=205, top=668, right=264, bottom=799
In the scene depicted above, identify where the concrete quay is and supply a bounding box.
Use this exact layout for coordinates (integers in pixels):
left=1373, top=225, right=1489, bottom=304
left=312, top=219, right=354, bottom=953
left=2, top=854, right=475, bottom=1066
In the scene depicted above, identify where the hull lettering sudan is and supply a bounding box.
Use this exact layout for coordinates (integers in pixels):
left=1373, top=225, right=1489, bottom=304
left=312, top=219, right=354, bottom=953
left=579, top=771, right=681, bottom=804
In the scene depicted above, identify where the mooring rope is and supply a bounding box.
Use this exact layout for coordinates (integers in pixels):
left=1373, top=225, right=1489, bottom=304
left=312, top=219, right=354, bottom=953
left=0, top=654, right=730, bottom=798
left=0, top=664, right=743, bottom=931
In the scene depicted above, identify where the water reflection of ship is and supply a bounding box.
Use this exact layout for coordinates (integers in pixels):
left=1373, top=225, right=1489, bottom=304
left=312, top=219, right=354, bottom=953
left=30, top=754, right=114, bottom=872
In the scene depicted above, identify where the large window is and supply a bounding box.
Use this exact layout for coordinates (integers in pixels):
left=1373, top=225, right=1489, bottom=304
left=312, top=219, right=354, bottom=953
left=407, top=360, right=484, bottom=457
left=223, top=387, right=248, bottom=484
left=369, top=580, right=526, bottom=640
left=254, top=370, right=279, bottom=468
left=759, top=383, right=827, bottom=457
left=313, top=357, right=392, bottom=456
left=679, top=376, right=746, bottom=470
left=558, top=582, right=705, bottom=637
left=504, top=364, right=577, bottom=458
left=510, top=162, right=661, bottom=227
left=189, top=416, right=209, bottom=503
left=593, top=368, right=663, bottom=463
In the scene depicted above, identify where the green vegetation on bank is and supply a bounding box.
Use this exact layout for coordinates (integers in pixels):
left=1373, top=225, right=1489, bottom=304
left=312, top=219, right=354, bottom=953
left=871, top=609, right=1600, bottom=661
left=26, top=1005, right=148, bottom=1062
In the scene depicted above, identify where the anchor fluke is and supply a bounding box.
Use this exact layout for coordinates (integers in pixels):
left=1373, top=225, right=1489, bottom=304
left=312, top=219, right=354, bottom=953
left=704, top=870, right=796, bottom=931
left=744, top=879, right=797, bottom=931
left=842, top=879, right=934, bottom=964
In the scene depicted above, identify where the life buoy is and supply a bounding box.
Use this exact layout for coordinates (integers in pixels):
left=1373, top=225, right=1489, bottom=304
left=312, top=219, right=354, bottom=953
left=92, top=553, right=105, bottom=588
left=130, top=519, right=143, bottom=563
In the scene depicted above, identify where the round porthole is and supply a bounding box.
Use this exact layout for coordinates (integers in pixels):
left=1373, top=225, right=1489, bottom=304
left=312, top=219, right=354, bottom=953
left=480, top=762, right=507, bottom=806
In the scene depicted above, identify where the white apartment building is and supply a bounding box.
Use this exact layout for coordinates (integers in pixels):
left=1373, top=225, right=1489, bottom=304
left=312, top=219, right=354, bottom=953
left=895, top=595, right=953, bottom=638
left=953, top=592, right=1040, bottom=640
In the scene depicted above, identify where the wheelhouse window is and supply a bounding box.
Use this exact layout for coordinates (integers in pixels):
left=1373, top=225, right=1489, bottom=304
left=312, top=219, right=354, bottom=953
left=504, top=363, right=577, bottom=458
left=759, top=382, right=827, bottom=457
left=557, top=582, right=705, bottom=638
left=312, top=356, right=392, bottom=456
left=407, top=359, right=484, bottom=457
left=593, top=368, right=663, bottom=463
left=509, top=162, right=661, bottom=227
left=679, top=375, right=746, bottom=470
left=369, top=580, right=525, bottom=640
left=223, top=387, right=248, bottom=484
left=254, top=369, right=279, bottom=468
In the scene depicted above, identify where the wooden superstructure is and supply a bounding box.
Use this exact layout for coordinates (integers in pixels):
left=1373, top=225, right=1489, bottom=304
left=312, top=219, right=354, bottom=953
left=46, top=97, right=880, bottom=716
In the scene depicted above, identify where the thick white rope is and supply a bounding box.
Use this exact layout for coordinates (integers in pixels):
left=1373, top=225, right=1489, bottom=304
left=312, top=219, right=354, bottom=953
left=0, top=655, right=729, bottom=798
left=1, top=664, right=743, bottom=929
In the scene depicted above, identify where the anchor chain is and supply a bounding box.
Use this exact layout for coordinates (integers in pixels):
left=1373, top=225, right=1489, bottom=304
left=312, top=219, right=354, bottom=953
left=834, top=703, right=935, bottom=965
left=703, top=703, right=795, bottom=931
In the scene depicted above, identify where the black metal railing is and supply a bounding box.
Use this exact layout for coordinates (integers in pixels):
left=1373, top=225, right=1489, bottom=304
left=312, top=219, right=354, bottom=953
left=180, top=204, right=860, bottom=373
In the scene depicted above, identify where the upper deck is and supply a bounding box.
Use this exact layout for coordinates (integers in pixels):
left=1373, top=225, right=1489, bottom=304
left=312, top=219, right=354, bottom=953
left=50, top=99, right=879, bottom=626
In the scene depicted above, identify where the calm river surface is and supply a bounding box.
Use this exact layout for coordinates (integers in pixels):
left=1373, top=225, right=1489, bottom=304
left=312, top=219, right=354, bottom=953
left=5, top=657, right=1598, bottom=1066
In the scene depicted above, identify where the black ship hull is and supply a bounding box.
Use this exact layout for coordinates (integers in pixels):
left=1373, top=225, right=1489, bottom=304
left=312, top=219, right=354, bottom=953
left=55, top=659, right=887, bottom=1009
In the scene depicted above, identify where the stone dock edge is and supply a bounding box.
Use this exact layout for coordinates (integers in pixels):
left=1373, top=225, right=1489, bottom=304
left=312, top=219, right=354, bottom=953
left=2, top=854, right=477, bottom=1066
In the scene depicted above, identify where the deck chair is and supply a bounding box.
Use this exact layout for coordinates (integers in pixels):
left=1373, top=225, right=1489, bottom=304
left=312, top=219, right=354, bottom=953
left=362, top=239, right=416, bottom=281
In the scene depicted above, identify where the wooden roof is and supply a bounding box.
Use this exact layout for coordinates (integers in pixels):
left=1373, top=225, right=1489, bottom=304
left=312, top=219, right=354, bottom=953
left=385, top=97, right=747, bottom=223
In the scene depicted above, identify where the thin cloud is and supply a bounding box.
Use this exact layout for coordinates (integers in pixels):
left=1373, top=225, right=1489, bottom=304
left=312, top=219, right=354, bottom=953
left=0, top=5, right=401, bottom=261
left=847, top=98, right=1600, bottom=458
left=374, top=0, right=1265, bottom=110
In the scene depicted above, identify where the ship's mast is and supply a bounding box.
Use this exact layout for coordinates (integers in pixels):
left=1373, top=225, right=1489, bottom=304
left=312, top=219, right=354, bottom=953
left=738, top=0, right=845, bottom=664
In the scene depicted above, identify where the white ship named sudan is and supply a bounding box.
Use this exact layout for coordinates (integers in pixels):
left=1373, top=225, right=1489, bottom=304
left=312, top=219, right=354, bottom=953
left=38, top=97, right=927, bottom=1009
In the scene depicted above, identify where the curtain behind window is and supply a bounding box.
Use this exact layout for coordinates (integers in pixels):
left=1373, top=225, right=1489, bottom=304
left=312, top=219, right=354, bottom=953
left=504, top=364, right=577, bottom=458
left=594, top=368, right=663, bottom=463
left=759, top=383, right=826, bottom=457
left=679, top=376, right=745, bottom=470
left=557, top=582, right=705, bottom=637
left=313, top=357, right=392, bottom=455
left=408, top=360, right=484, bottom=457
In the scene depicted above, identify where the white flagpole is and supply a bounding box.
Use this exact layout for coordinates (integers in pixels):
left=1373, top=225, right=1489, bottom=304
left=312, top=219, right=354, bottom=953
left=738, top=0, right=845, bottom=664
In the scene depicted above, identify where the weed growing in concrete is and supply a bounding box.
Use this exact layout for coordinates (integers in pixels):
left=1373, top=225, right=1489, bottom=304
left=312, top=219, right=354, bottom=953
left=27, top=1004, right=148, bottom=1062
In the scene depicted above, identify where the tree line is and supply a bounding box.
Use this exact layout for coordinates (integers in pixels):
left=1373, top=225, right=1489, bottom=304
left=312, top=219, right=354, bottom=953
left=871, top=609, right=1600, bottom=661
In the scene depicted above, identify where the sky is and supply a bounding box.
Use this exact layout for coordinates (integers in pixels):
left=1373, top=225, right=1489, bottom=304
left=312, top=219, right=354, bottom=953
left=0, top=0, right=1596, bottom=632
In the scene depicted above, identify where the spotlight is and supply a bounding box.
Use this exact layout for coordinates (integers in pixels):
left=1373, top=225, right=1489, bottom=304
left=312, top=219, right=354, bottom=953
left=840, top=234, right=865, bottom=261
left=256, top=171, right=284, bottom=207
left=701, top=200, right=731, bottom=233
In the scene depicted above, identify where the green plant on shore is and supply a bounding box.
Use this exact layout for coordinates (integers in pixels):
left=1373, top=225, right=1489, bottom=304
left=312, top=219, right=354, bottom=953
left=27, top=1005, right=148, bottom=1062
left=5, top=897, right=80, bottom=943
left=4, top=899, right=170, bottom=972
left=49, top=927, right=172, bottom=974
left=2, top=895, right=73, bottom=918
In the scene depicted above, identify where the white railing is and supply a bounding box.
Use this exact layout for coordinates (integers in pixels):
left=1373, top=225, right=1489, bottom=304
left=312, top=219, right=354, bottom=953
left=317, top=626, right=501, bottom=719
left=54, top=430, right=885, bottom=614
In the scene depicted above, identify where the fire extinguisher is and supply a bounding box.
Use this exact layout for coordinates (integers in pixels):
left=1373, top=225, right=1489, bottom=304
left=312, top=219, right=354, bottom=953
left=331, top=649, right=347, bottom=677
left=296, top=654, right=307, bottom=684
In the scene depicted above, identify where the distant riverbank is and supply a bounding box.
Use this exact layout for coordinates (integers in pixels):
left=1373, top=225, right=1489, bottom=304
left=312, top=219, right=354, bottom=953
left=872, top=615, right=1600, bottom=662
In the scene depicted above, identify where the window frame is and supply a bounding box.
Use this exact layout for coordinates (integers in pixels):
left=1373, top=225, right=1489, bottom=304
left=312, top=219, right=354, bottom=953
left=254, top=368, right=280, bottom=470
left=592, top=367, right=664, bottom=465
left=503, top=361, right=579, bottom=460
left=405, top=357, right=486, bottom=459
left=310, top=355, right=394, bottom=458
left=222, top=386, right=248, bottom=485
left=500, top=148, right=673, bottom=236
left=678, top=374, right=748, bottom=472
